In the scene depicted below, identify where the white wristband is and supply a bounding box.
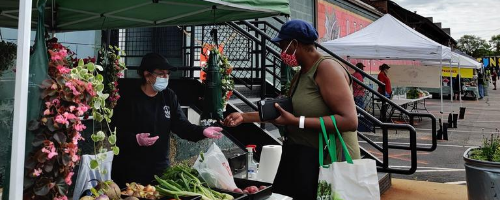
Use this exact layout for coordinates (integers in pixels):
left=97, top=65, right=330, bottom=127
left=299, top=116, right=305, bottom=129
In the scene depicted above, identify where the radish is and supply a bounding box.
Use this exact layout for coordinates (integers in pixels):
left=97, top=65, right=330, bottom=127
left=259, top=186, right=267, bottom=190
left=233, top=188, right=243, bottom=193
left=242, top=189, right=249, bottom=194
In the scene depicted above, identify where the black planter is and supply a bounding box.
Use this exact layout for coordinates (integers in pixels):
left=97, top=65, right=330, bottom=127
left=464, top=148, right=500, bottom=200
left=452, top=113, right=459, bottom=128
left=459, top=107, right=466, bottom=119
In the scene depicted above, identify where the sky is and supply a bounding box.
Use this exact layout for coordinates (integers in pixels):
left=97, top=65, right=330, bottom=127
left=392, top=0, right=500, bottom=41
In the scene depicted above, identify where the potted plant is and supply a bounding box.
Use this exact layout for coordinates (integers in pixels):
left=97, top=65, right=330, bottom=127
left=463, top=133, right=500, bottom=200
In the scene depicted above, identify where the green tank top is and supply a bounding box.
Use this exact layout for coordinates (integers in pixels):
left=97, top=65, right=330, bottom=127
left=287, top=57, right=361, bottom=159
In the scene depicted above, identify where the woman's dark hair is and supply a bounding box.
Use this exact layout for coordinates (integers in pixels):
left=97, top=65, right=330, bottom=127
left=379, top=64, right=390, bottom=71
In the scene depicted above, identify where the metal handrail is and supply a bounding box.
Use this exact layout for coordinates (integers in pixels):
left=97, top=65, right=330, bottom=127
left=357, top=106, right=418, bottom=174
left=353, top=77, right=437, bottom=151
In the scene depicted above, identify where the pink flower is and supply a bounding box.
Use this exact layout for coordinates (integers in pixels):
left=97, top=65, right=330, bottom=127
left=71, top=154, right=80, bottom=162
left=73, top=123, right=86, bottom=132
left=32, top=168, right=42, bottom=177
left=54, top=195, right=68, bottom=200
left=52, top=99, right=60, bottom=106
left=69, top=105, right=76, bottom=112
left=85, top=83, right=96, bottom=96
left=59, top=48, right=68, bottom=58
left=116, top=72, right=124, bottom=77
left=41, top=142, right=58, bottom=159
left=76, top=104, right=90, bottom=116
left=63, top=112, right=77, bottom=120
left=55, top=114, right=68, bottom=125
left=51, top=83, right=58, bottom=90
left=64, top=172, right=74, bottom=185
left=45, top=101, right=52, bottom=108
left=43, top=109, right=51, bottom=116
left=65, top=81, right=81, bottom=96
left=56, top=65, right=71, bottom=74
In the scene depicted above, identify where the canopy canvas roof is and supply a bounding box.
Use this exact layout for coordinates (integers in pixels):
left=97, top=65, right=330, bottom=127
left=0, top=0, right=290, bottom=31
left=423, top=52, right=481, bottom=69
left=320, top=14, right=451, bottom=61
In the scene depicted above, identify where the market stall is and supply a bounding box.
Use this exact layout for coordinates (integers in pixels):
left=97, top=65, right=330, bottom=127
left=1, top=0, right=291, bottom=199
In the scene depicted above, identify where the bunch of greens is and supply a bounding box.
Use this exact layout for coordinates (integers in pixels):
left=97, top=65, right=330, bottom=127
left=154, top=164, right=233, bottom=200
left=317, top=180, right=332, bottom=199
left=471, top=134, right=500, bottom=162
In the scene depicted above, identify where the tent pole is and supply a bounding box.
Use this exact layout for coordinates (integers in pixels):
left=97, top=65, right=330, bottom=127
left=9, top=0, right=33, bottom=198
left=459, top=61, right=462, bottom=107
left=449, top=58, right=453, bottom=114
left=440, top=59, right=444, bottom=127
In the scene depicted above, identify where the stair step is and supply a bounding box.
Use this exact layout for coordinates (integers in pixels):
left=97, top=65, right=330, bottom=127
left=379, top=173, right=392, bottom=195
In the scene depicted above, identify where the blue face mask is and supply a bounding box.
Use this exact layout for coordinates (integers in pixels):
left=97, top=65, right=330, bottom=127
left=153, top=77, right=168, bottom=92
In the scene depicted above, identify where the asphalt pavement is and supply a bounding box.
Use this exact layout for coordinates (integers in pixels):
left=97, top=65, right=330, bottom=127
left=361, top=85, right=500, bottom=185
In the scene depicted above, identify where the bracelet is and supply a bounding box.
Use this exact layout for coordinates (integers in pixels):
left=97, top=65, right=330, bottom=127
left=299, top=116, right=305, bottom=129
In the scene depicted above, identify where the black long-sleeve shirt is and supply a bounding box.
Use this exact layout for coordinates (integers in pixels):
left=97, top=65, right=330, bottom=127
left=111, top=84, right=205, bottom=186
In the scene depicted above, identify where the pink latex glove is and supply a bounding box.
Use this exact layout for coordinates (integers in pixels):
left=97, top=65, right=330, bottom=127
left=203, top=127, right=224, bottom=139
left=136, top=133, right=159, bottom=146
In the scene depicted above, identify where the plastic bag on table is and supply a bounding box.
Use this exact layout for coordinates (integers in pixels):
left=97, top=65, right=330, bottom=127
left=193, top=143, right=238, bottom=191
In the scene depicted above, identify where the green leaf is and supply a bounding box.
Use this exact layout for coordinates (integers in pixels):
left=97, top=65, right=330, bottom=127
left=97, top=131, right=106, bottom=141
left=96, top=84, right=104, bottom=92
left=86, top=63, right=95, bottom=71
left=101, top=169, right=108, bottom=175
left=94, top=112, right=103, bottom=122
left=78, top=59, right=84, bottom=66
left=101, top=93, right=110, bottom=100
left=27, top=120, right=40, bottom=131
left=97, top=153, right=107, bottom=161
left=90, top=159, right=99, bottom=169
left=112, top=146, right=120, bottom=155
left=108, top=135, right=117, bottom=145
left=96, top=74, right=104, bottom=82
left=93, top=100, right=101, bottom=110
left=34, top=183, right=50, bottom=196
left=53, top=132, right=67, bottom=144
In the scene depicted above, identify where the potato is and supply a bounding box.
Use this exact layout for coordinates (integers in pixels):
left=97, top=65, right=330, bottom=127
left=80, top=196, right=95, bottom=200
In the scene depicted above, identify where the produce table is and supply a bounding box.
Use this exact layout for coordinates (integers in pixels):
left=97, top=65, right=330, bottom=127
left=463, top=86, right=479, bottom=100
left=386, top=95, right=432, bottom=124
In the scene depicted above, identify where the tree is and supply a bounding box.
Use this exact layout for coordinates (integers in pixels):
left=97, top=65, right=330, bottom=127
left=457, top=35, right=492, bottom=57
left=490, top=34, right=500, bottom=56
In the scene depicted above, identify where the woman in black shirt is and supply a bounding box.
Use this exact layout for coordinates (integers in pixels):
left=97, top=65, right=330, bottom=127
left=111, top=53, right=223, bottom=187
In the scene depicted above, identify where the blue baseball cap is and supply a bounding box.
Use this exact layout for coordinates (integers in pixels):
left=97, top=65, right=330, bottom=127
left=271, top=20, right=319, bottom=44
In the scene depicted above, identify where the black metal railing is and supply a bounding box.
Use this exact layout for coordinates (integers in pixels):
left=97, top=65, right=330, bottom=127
left=357, top=107, right=417, bottom=174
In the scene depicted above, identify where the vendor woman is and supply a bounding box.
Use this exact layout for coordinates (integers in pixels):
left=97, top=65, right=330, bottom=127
left=111, top=53, right=223, bottom=187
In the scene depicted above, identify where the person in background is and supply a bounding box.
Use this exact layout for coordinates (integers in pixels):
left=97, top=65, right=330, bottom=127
left=492, top=69, right=497, bottom=90
left=377, top=64, right=392, bottom=98
left=353, top=63, right=365, bottom=108
left=485, top=69, right=491, bottom=96
left=452, top=74, right=463, bottom=100
left=222, top=20, right=360, bottom=200
left=111, top=53, right=224, bottom=187
left=478, top=69, right=485, bottom=99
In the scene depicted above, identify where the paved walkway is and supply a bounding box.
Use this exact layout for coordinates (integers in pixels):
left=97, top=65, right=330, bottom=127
left=382, top=178, right=467, bottom=200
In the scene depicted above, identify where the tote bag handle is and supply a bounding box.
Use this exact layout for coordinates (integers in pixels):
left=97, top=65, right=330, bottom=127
left=329, top=115, right=353, bottom=164
left=319, top=117, right=336, bottom=167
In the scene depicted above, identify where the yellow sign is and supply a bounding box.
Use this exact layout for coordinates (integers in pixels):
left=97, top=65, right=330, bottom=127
left=442, top=67, right=474, bottom=78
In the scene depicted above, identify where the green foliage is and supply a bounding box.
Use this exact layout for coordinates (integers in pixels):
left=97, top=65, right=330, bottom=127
left=457, top=35, right=492, bottom=58
left=0, top=40, right=16, bottom=76
left=470, top=134, right=500, bottom=162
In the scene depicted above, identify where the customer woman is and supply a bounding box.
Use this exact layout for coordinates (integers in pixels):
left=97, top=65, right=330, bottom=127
left=222, top=20, right=360, bottom=200
left=377, top=64, right=392, bottom=98
left=111, top=53, right=223, bottom=187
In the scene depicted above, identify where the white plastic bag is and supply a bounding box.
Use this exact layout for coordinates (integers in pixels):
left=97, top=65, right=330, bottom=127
left=317, top=116, right=380, bottom=200
left=193, top=143, right=238, bottom=191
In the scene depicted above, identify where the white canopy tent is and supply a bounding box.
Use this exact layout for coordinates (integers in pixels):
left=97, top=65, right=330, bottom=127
left=423, top=52, right=481, bottom=69
left=320, top=14, right=451, bottom=61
